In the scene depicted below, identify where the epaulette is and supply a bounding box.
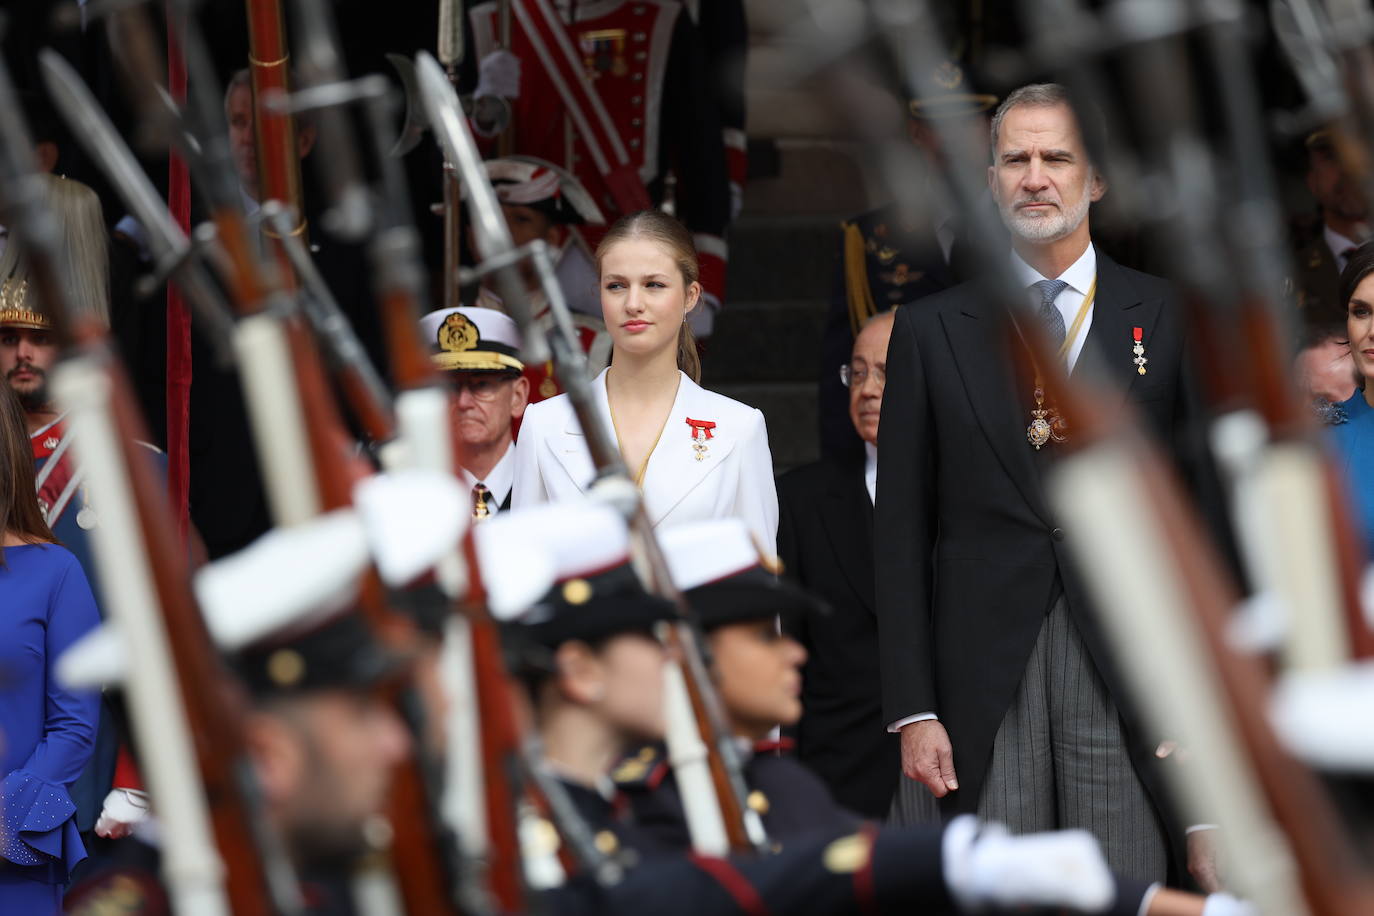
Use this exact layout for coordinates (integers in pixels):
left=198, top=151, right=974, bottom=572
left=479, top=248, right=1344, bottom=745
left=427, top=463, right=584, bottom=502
left=611, top=743, right=670, bottom=790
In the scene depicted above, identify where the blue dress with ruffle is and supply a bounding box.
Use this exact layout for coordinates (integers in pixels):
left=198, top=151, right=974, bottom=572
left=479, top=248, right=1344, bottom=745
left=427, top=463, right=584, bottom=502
left=0, top=543, right=100, bottom=912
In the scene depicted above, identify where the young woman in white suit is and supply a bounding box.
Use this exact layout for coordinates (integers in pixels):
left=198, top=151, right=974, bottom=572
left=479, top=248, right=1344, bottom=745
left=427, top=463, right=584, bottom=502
left=511, top=210, right=778, bottom=551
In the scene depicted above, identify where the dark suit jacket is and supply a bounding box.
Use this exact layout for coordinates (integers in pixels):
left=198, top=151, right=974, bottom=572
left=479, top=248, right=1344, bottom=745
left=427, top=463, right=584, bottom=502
left=777, top=456, right=900, bottom=819
left=874, top=248, right=1215, bottom=830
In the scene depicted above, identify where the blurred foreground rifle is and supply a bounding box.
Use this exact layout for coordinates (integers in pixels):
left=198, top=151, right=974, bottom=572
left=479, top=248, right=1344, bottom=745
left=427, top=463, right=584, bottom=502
left=1046, top=343, right=1374, bottom=916
left=414, top=50, right=769, bottom=858
left=1014, top=0, right=1374, bottom=910
left=5, top=49, right=301, bottom=916
left=244, top=0, right=309, bottom=259
left=440, top=0, right=467, bottom=311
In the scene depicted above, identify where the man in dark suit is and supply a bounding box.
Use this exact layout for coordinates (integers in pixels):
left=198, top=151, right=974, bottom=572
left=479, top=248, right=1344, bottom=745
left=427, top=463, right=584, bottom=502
left=1293, top=129, right=1368, bottom=330
left=778, top=309, right=897, bottom=820
left=875, top=83, right=1219, bottom=886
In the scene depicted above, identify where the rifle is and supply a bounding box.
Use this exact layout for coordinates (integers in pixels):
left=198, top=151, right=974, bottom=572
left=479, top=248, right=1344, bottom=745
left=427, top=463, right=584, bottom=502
left=1047, top=341, right=1374, bottom=915
left=1, top=48, right=301, bottom=916
left=440, top=0, right=468, bottom=311
left=414, top=50, right=768, bottom=857
left=244, top=0, right=309, bottom=257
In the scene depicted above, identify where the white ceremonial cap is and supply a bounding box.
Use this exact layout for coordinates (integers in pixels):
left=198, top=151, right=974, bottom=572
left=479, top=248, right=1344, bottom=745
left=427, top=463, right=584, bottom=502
left=473, top=498, right=630, bottom=620
left=658, top=518, right=764, bottom=592
left=59, top=469, right=470, bottom=688
left=479, top=155, right=605, bottom=226
left=418, top=306, right=525, bottom=373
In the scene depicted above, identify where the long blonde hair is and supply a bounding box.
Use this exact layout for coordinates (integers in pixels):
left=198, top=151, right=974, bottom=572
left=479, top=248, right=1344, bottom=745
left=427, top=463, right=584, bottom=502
left=0, top=174, right=110, bottom=327
left=595, top=210, right=702, bottom=383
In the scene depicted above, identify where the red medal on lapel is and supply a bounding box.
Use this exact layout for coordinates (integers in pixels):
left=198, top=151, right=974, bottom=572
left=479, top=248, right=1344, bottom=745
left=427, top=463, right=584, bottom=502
left=1132, top=327, right=1148, bottom=375
left=686, top=418, right=716, bottom=461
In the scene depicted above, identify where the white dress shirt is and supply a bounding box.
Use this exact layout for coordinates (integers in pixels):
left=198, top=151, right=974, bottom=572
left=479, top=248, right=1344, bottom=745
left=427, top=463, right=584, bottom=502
left=864, top=441, right=878, bottom=505
left=1010, top=242, right=1098, bottom=375
left=1324, top=224, right=1364, bottom=275
left=460, top=442, right=516, bottom=515
left=887, top=243, right=1100, bottom=735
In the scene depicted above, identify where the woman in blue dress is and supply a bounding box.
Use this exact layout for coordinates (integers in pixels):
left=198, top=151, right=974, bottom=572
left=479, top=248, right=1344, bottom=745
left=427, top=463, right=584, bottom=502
left=0, top=385, right=100, bottom=911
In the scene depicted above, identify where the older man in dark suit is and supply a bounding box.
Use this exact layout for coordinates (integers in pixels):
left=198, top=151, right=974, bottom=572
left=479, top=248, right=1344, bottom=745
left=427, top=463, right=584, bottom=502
left=778, top=309, right=896, bottom=819
left=875, top=83, right=1221, bottom=886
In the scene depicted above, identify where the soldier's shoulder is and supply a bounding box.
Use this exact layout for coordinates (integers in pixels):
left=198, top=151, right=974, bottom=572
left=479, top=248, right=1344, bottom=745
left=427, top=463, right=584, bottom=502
left=65, top=847, right=169, bottom=916
left=611, top=743, right=673, bottom=793
left=841, top=203, right=901, bottom=233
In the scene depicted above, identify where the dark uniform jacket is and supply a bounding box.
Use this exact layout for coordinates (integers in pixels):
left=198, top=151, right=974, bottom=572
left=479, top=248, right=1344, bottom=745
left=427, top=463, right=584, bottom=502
left=777, top=456, right=899, bottom=819
left=874, top=251, right=1219, bottom=871
left=821, top=203, right=965, bottom=459
left=1293, top=231, right=1345, bottom=329
left=613, top=741, right=861, bottom=854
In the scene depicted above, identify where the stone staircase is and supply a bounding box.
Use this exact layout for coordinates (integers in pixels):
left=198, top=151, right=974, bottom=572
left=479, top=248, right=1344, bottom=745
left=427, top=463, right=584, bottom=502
left=699, top=0, right=879, bottom=471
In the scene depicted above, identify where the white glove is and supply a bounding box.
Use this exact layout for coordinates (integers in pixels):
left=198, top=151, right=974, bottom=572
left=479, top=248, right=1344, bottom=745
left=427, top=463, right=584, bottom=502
left=942, top=814, right=1115, bottom=912
left=1202, top=894, right=1259, bottom=916
left=94, top=788, right=151, bottom=839
left=476, top=50, right=521, bottom=100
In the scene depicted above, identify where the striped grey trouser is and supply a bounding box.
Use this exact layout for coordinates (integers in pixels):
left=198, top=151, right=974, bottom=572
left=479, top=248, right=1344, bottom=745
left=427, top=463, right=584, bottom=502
left=976, top=596, right=1168, bottom=883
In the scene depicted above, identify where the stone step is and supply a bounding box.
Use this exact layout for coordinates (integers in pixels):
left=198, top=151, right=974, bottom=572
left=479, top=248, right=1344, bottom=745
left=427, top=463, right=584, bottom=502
left=701, top=299, right=827, bottom=384
left=726, top=214, right=842, bottom=302
left=738, top=139, right=874, bottom=217
left=711, top=380, right=819, bottom=472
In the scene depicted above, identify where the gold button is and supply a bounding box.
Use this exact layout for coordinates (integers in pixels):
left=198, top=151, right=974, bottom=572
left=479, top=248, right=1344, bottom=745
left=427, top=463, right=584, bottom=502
left=267, top=648, right=306, bottom=686
left=562, top=579, right=593, bottom=605
left=746, top=790, right=770, bottom=815
left=594, top=829, right=620, bottom=854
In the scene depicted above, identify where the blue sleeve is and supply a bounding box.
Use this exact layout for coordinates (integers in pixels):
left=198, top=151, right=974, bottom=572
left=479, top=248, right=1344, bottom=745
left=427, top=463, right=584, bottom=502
left=23, top=555, right=101, bottom=786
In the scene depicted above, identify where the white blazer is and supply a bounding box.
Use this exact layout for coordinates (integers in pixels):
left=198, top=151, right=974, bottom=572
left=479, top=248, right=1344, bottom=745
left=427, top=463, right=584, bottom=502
left=511, top=368, right=779, bottom=552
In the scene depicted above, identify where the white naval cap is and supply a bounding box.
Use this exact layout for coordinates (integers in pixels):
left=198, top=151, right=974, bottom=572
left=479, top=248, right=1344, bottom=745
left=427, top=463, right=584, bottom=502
left=58, top=469, right=470, bottom=689
left=478, top=155, right=605, bottom=226
left=473, top=498, right=631, bottom=620
left=657, top=518, right=767, bottom=592
left=418, top=306, right=525, bottom=373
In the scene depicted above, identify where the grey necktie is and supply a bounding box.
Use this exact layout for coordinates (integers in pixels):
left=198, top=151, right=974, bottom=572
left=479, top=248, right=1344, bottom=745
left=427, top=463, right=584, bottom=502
left=1032, top=278, right=1069, bottom=354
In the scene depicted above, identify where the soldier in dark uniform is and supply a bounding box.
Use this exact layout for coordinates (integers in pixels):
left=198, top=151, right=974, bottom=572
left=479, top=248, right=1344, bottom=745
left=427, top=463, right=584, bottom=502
left=63, top=605, right=413, bottom=916
left=820, top=60, right=999, bottom=459
left=505, top=558, right=681, bottom=863
left=613, top=518, right=860, bottom=850
left=504, top=523, right=1199, bottom=915
left=1293, top=128, right=1370, bottom=330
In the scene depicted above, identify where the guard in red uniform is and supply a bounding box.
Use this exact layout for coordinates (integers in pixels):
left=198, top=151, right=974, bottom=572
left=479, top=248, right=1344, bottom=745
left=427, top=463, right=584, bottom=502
left=466, top=0, right=733, bottom=335
left=467, top=156, right=614, bottom=404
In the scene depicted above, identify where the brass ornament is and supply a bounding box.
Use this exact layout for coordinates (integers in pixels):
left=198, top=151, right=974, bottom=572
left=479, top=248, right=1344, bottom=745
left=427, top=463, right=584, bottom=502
left=438, top=311, right=479, bottom=353
left=268, top=648, right=307, bottom=687
left=562, top=578, right=593, bottom=605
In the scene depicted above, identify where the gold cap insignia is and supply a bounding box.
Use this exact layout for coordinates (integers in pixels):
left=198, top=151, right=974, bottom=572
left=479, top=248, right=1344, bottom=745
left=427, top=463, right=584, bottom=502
left=934, top=60, right=964, bottom=90
left=267, top=648, right=307, bottom=686
left=438, top=312, right=479, bottom=353
left=562, top=578, right=593, bottom=605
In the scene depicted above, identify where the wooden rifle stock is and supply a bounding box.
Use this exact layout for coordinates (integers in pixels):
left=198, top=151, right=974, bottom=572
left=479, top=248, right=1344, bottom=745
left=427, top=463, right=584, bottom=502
left=459, top=539, right=533, bottom=913
left=245, top=0, right=308, bottom=263
left=99, top=344, right=293, bottom=916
